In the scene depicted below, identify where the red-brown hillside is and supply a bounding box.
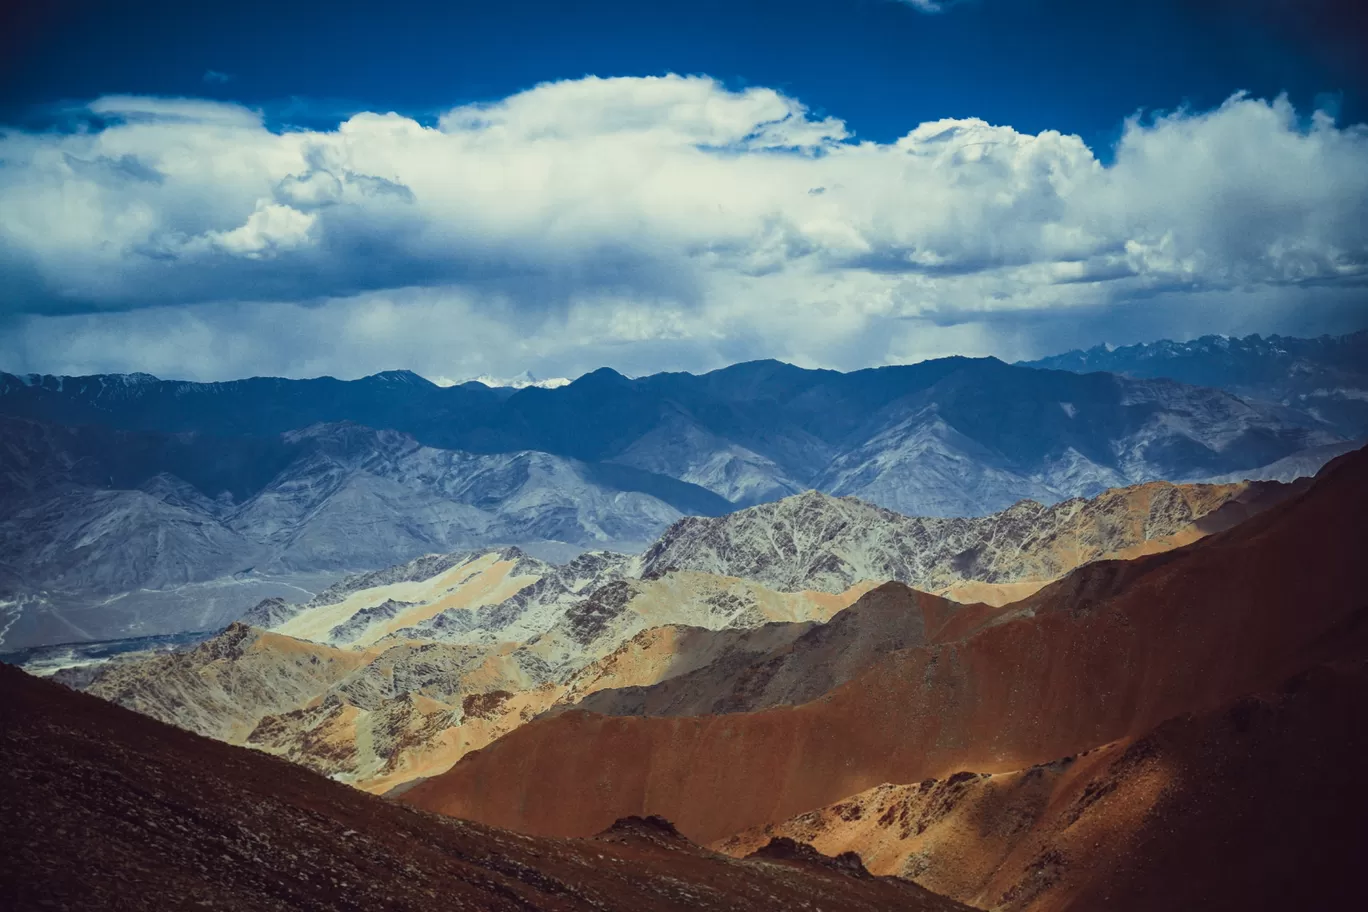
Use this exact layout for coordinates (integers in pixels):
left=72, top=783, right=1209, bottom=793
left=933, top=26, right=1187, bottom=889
left=400, top=446, right=1368, bottom=846
left=718, top=659, right=1368, bottom=911
left=0, top=661, right=973, bottom=912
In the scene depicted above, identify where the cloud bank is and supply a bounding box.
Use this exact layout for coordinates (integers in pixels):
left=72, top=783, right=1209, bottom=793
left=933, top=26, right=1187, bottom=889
left=1, top=75, right=1365, bottom=380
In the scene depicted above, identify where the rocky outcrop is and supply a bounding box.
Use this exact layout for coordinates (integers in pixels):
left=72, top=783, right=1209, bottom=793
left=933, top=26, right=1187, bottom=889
left=83, top=623, right=373, bottom=741
left=567, top=582, right=994, bottom=719
left=640, top=478, right=1294, bottom=600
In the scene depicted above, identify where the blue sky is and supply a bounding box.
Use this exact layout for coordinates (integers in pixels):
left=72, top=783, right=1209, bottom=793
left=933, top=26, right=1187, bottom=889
left=7, top=1, right=1363, bottom=152
left=1, top=0, right=1365, bottom=381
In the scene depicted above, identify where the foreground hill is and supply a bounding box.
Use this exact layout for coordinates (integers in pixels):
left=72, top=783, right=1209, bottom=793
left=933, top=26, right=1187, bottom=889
left=0, top=663, right=973, bottom=912
left=718, top=660, right=1368, bottom=911
left=399, top=446, right=1368, bottom=851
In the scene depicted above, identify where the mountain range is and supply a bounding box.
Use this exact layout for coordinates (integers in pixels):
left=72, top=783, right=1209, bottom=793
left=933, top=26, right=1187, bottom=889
left=58, top=471, right=1294, bottom=796
left=1022, top=330, right=1368, bottom=438
left=21, top=440, right=1367, bottom=910
left=3, top=335, right=1358, bottom=649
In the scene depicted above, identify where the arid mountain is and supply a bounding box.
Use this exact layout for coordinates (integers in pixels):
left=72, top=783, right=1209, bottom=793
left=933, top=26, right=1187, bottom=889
left=76, top=563, right=873, bottom=793
left=79, top=623, right=378, bottom=742
left=3, top=351, right=1344, bottom=649
left=639, top=476, right=1296, bottom=604
left=566, top=583, right=1005, bottom=719
left=398, top=446, right=1368, bottom=850
left=717, top=660, right=1368, bottom=912
left=56, top=470, right=1297, bottom=795
left=0, top=418, right=722, bottom=649
left=0, top=663, right=975, bottom=912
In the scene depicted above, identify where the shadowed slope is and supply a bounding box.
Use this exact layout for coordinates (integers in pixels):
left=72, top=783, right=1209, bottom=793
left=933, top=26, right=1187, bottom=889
left=400, top=446, right=1368, bottom=845
left=0, top=662, right=976, bottom=912
left=718, top=660, right=1368, bottom=911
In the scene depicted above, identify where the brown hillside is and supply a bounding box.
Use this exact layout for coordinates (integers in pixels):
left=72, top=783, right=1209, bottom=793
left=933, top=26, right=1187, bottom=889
left=0, top=661, right=975, bottom=912
left=400, top=447, right=1368, bottom=845
left=718, top=660, right=1368, bottom=911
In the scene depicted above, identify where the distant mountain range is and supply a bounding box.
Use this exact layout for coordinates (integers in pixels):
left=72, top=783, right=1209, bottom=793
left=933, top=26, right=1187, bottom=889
left=1, top=336, right=1358, bottom=648
left=2, top=354, right=1344, bottom=514
left=1021, top=330, right=1368, bottom=437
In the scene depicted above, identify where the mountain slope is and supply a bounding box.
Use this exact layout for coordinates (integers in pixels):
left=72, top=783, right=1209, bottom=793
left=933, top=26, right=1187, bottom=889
left=0, top=419, right=728, bottom=648
left=0, top=662, right=975, bottom=912
left=717, top=660, right=1368, bottom=912
left=399, top=445, right=1368, bottom=845
left=51, top=470, right=1297, bottom=793
left=565, top=582, right=1003, bottom=719
left=639, top=476, right=1295, bottom=602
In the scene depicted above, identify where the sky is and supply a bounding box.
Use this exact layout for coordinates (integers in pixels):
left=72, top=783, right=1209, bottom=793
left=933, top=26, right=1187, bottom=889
left=1, top=0, right=1366, bottom=382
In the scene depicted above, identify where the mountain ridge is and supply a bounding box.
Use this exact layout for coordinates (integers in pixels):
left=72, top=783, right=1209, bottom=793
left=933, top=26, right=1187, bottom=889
left=2, top=352, right=1341, bottom=516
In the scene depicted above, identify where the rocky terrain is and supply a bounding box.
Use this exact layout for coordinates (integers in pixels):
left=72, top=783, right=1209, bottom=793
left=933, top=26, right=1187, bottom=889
left=8, top=446, right=1363, bottom=912
left=564, top=583, right=1006, bottom=719
left=0, top=418, right=720, bottom=649
left=638, top=476, right=1296, bottom=604
left=56, top=472, right=1280, bottom=795
left=76, top=571, right=875, bottom=793
left=1, top=662, right=977, bottom=912
left=3, top=349, right=1346, bottom=649
left=397, top=445, right=1368, bottom=862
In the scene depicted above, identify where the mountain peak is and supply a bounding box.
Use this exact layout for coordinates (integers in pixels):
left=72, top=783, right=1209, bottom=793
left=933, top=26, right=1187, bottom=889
left=364, top=369, right=434, bottom=387
left=569, top=367, right=631, bottom=389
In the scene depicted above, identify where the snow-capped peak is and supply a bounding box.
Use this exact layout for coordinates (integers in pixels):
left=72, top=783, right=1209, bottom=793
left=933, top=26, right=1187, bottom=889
left=436, top=370, right=572, bottom=390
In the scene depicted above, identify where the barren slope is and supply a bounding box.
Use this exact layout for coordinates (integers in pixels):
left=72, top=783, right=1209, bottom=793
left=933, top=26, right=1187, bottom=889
left=0, top=663, right=974, bottom=912
left=718, top=661, right=1368, bottom=911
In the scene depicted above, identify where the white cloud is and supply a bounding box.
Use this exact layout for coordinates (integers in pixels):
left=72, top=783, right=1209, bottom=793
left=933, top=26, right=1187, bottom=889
left=0, top=75, right=1365, bottom=380
left=895, top=0, right=959, bottom=12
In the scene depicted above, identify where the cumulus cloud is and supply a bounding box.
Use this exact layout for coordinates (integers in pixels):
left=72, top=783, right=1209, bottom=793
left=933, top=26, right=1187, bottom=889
left=0, top=75, right=1365, bottom=380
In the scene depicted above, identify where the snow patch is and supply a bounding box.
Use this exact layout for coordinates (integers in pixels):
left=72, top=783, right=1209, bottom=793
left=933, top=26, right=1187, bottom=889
left=434, top=371, right=571, bottom=389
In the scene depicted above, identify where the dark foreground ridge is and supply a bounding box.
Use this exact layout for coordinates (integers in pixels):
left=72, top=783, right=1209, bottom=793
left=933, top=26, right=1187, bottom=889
left=0, top=662, right=972, bottom=912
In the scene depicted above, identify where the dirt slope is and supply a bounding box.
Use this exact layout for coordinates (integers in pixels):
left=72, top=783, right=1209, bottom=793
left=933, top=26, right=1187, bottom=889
left=718, top=660, right=1368, bottom=911
left=0, top=661, right=976, bottom=912
left=400, top=447, right=1368, bottom=845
